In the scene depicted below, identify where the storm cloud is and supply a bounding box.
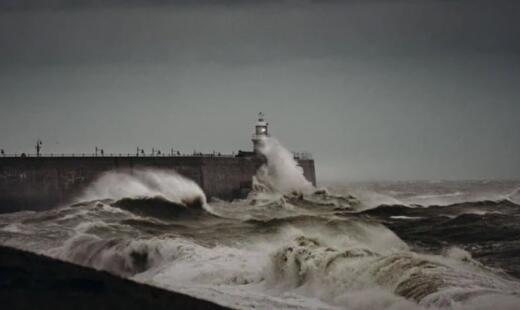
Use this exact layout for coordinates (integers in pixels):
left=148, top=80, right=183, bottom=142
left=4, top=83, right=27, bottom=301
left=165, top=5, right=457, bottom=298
left=1, top=0, right=519, bottom=181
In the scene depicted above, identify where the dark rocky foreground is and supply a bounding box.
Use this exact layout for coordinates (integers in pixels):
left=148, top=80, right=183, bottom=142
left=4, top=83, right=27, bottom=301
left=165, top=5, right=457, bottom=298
left=0, top=245, right=229, bottom=310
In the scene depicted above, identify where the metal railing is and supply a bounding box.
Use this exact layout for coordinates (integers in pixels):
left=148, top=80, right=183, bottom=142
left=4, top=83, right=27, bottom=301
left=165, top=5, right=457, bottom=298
left=293, top=152, right=313, bottom=160
left=0, top=153, right=236, bottom=158
left=0, top=151, right=313, bottom=159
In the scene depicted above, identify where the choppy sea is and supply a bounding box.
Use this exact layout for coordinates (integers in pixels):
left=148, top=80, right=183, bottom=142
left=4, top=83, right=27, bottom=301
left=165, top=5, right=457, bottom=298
left=1, top=138, right=519, bottom=310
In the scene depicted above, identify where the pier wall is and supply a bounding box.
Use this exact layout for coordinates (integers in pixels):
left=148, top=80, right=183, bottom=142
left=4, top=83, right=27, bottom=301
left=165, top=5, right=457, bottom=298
left=0, top=156, right=316, bottom=212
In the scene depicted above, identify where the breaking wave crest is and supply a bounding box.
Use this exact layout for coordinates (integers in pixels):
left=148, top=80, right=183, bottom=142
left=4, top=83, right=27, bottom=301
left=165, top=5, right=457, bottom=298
left=267, top=235, right=520, bottom=309
left=41, top=214, right=520, bottom=310
left=359, top=198, right=520, bottom=217
left=1, top=139, right=520, bottom=309
left=253, top=137, right=314, bottom=195
left=111, top=196, right=208, bottom=219
left=78, top=169, right=207, bottom=207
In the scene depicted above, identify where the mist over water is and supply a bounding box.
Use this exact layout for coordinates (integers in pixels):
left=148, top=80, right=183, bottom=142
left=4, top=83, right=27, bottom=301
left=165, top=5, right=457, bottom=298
left=1, top=139, right=520, bottom=309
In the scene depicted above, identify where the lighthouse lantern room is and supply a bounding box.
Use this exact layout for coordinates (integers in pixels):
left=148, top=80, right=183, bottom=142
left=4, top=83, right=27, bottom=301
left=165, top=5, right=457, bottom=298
left=252, top=112, right=269, bottom=153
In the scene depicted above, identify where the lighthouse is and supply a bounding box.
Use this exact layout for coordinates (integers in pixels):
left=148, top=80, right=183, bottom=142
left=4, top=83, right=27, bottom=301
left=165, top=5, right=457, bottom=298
left=252, top=112, right=269, bottom=154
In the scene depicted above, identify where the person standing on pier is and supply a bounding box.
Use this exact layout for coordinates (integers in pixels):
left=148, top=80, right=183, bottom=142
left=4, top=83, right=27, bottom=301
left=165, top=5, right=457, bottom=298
left=36, top=140, right=42, bottom=157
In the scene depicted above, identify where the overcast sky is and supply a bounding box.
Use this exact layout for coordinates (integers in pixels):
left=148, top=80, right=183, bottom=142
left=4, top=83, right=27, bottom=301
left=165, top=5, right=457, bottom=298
left=1, top=0, right=519, bottom=181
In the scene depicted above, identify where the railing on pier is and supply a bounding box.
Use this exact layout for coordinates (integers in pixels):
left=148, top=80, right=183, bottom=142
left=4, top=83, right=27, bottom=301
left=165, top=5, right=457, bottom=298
left=1, top=151, right=313, bottom=160
left=0, top=153, right=236, bottom=158
left=292, top=152, right=313, bottom=160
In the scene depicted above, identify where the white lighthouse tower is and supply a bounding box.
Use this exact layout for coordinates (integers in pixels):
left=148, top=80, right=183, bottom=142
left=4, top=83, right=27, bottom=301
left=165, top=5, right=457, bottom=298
left=252, top=112, right=269, bottom=154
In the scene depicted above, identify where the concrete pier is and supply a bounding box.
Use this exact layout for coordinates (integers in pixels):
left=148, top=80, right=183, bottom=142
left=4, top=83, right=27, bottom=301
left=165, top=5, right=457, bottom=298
left=0, top=155, right=316, bottom=212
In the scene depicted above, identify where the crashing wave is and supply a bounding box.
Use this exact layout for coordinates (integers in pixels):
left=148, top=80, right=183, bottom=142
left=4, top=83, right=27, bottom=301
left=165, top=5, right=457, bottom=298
left=253, top=137, right=315, bottom=195
left=2, top=137, right=520, bottom=309
left=111, top=196, right=208, bottom=219
left=245, top=136, right=362, bottom=214
left=78, top=169, right=207, bottom=207
left=267, top=235, right=520, bottom=308
left=359, top=198, right=520, bottom=219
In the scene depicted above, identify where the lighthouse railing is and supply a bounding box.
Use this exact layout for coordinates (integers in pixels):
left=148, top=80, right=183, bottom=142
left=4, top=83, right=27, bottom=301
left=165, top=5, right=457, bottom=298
left=293, top=152, right=313, bottom=160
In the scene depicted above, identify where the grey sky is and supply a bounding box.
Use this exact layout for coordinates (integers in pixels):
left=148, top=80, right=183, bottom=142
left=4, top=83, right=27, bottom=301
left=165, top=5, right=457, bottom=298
left=1, top=0, right=519, bottom=181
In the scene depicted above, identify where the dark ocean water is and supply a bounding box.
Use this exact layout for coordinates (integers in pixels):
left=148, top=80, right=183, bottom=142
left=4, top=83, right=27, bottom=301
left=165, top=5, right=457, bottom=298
left=0, top=139, right=519, bottom=309
left=1, top=177, right=519, bottom=309
left=342, top=181, right=520, bottom=279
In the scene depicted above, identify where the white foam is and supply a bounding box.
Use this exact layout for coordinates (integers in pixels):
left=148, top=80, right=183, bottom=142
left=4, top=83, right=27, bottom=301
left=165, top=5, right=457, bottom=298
left=1, top=223, right=25, bottom=233
left=390, top=216, right=423, bottom=220
left=78, top=169, right=207, bottom=206
left=2, top=177, right=520, bottom=310
left=254, top=137, right=314, bottom=195
left=335, top=187, right=409, bottom=211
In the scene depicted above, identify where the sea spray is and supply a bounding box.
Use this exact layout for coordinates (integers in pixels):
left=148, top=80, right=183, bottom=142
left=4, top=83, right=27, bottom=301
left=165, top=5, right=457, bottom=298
left=253, top=136, right=314, bottom=195
left=2, top=174, right=520, bottom=309
left=78, top=169, right=207, bottom=207
left=266, top=233, right=520, bottom=309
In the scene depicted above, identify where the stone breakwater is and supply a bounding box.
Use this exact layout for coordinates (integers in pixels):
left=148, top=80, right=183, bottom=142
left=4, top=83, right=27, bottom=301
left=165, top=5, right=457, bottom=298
left=0, top=156, right=316, bottom=212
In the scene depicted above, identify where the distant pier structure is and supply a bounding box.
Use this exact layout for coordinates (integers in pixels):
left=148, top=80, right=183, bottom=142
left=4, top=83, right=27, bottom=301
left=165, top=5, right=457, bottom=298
left=252, top=112, right=269, bottom=154
left=0, top=115, right=316, bottom=212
